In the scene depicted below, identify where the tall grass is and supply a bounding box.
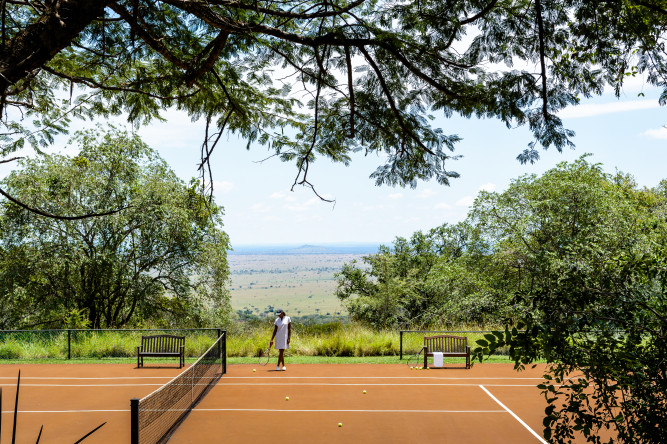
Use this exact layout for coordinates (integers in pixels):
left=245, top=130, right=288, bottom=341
left=0, top=331, right=66, bottom=359
left=226, top=321, right=505, bottom=358
left=229, top=323, right=397, bottom=357
left=0, top=329, right=219, bottom=360
left=0, top=323, right=510, bottom=361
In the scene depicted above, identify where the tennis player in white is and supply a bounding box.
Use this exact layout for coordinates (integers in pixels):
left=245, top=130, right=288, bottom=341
left=269, top=308, right=291, bottom=371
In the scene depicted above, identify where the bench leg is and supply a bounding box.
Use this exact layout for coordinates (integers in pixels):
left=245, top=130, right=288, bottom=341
left=423, top=346, right=428, bottom=369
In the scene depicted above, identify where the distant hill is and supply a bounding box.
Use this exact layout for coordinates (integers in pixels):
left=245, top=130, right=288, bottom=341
left=230, top=243, right=382, bottom=255
left=284, top=244, right=337, bottom=254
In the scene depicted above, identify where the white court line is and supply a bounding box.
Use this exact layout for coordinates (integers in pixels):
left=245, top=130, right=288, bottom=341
left=2, top=408, right=505, bottom=414
left=0, top=383, right=166, bottom=387
left=0, top=382, right=548, bottom=387
left=0, top=381, right=543, bottom=387
left=192, top=408, right=508, bottom=413
left=225, top=376, right=546, bottom=380
left=0, top=376, right=175, bottom=380
left=479, top=385, right=547, bottom=444
left=1, top=409, right=128, bottom=414
left=0, top=376, right=548, bottom=381
left=221, top=383, right=548, bottom=387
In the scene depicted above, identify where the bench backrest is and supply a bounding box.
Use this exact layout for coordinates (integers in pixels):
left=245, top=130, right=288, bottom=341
left=141, top=335, right=185, bottom=353
left=424, top=334, right=467, bottom=353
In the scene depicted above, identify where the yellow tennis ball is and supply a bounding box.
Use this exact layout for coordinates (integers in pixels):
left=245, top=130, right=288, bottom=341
left=285, top=396, right=289, bottom=401
left=253, top=369, right=256, bottom=372
left=338, top=423, right=342, bottom=427
left=362, top=390, right=366, bottom=394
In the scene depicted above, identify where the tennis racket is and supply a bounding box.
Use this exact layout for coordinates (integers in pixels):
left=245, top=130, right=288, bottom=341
left=258, top=347, right=271, bottom=366
left=406, top=346, right=426, bottom=368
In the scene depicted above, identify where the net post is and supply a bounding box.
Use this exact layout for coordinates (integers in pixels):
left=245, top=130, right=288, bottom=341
left=130, top=398, right=139, bottom=444
left=221, top=331, right=227, bottom=375
left=399, top=331, right=403, bottom=360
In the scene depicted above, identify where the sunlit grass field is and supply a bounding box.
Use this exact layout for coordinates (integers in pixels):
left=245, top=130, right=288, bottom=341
left=0, top=323, right=512, bottom=364
left=228, top=253, right=362, bottom=317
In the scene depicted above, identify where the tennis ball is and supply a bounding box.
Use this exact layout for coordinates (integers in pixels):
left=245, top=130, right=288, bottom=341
left=363, top=390, right=366, bottom=394
left=285, top=396, right=289, bottom=401
left=253, top=369, right=256, bottom=372
left=338, top=423, right=342, bottom=427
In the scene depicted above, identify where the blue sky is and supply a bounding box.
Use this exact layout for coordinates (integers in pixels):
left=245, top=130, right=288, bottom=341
left=129, top=80, right=666, bottom=247
left=3, top=80, right=665, bottom=248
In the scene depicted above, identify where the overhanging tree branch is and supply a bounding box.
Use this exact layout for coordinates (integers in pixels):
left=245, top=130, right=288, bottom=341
left=0, top=186, right=129, bottom=220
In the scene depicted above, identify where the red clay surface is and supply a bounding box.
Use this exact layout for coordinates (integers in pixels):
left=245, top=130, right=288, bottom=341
left=0, top=362, right=576, bottom=443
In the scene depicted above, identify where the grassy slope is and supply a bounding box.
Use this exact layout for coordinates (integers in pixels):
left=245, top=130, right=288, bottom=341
left=229, top=253, right=363, bottom=317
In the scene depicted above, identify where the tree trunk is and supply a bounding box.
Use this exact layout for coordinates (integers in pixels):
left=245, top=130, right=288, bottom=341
left=0, top=0, right=105, bottom=93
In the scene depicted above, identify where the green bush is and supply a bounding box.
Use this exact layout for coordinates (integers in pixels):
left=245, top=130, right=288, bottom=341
left=0, top=342, right=22, bottom=359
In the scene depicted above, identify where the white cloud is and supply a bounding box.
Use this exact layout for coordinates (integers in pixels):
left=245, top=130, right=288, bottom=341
left=286, top=197, right=323, bottom=212
left=293, top=214, right=324, bottom=223
left=388, top=193, right=404, bottom=200
left=478, top=183, right=496, bottom=192
left=262, top=215, right=284, bottom=223
left=250, top=203, right=272, bottom=213
left=456, top=196, right=475, bottom=207
left=418, top=188, right=437, bottom=199
left=362, top=204, right=388, bottom=212
left=213, top=180, right=235, bottom=194
left=558, top=100, right=659, bottom=119
left=434, top=202, right=452, bottom=210
left=270, top=192, right=286, bottom=199
left=641, top=127, right=667, bottom=140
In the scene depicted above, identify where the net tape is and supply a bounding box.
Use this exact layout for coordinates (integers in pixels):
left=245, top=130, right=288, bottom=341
left=137, top=333, right=223, bottom=444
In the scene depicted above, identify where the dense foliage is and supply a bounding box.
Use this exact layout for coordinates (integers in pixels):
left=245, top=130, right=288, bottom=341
left=336, top=223, right=515, bottom=328
left=338, top=157, right=667, bottom=442
left=2, top=1, right=667, bottom=202
left=0, top=129, right=231, bottom=329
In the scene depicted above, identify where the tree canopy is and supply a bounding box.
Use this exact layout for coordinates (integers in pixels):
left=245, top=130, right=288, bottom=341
left=2, top=1, right=667, bottom=199
left=472, top=158, right=667, bottom=443
left=335, top=223, right=514, bottom=328
left=338, top=157, right=667, bottom=441
left=0, top=128, right=231, bottom=329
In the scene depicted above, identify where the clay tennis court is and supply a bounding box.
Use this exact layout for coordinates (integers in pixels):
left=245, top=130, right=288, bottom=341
left=0, top=361, right=560, bottom=443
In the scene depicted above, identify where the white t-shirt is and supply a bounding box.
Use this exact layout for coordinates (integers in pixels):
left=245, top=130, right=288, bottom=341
left=274, top=316, right=291, bottom=350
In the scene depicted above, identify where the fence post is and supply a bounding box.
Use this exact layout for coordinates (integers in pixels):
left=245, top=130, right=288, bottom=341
left=221, top=331, right=227, bottom=375
left=67, top=330, right=71, bottom=360
left=130, top=398, right=139, bottom=444
left=399, top=331, right=403, bottom=360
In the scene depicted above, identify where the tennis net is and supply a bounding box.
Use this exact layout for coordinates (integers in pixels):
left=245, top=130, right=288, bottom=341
left=130, top=331, right=226, bottom=444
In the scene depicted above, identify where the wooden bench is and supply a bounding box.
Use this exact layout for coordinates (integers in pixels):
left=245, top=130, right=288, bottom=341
left=137, top=335, right=185, bottom=368
left=423, top=334, right=470, bottom=369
